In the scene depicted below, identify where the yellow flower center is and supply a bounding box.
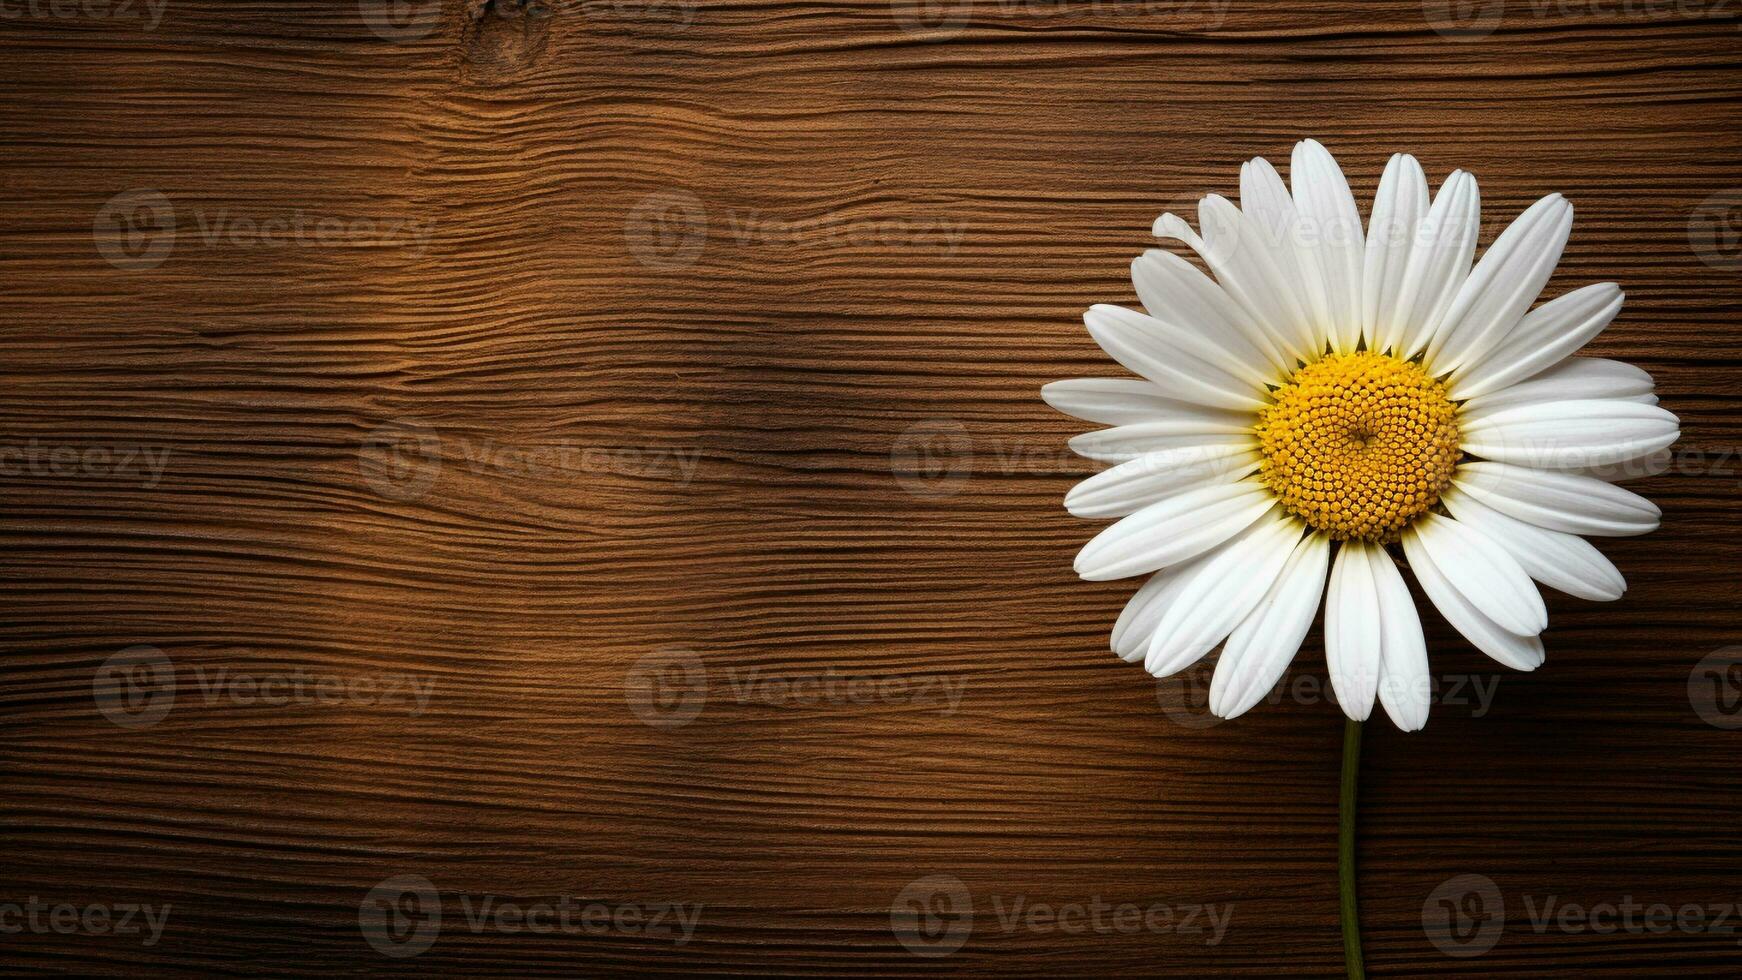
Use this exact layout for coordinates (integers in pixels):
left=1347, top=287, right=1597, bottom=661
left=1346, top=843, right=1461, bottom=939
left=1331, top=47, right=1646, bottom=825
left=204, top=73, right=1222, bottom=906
left=1255, top=351, right=1461, bottom=542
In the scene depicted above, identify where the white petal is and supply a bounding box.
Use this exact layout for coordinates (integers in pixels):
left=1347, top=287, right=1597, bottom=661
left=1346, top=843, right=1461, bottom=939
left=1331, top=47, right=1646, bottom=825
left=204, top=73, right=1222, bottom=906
left=1428, top=194, right=1574, bottom=375
left=1454, top=461, right=1662, bottom=537
left=1110, top=293, right=1276, bottom=395
left=1154, top=209, right=1219, bottom=264
left=1068, top=420, right=1254, bottom=464
left=1363, top=153, right=1431, bottom=357
left=1291, top=140, right=1365, bottom=353
left=1448, top=282, right=1624, bottom=401
left=1042, top=378, right=1216, bottom=427
left=1369, top=547, right=1431, bottom=733
left=1394, top=170, right=1481, bottom=359
left=1066, top=445, right=1261, bottom=518
left=1133, top=250, right=1290, bottom=381
left=1408, top=513, right=1547, bottom=636
left=1237, top=157, right=1316, bottom=369
left=1239, top=156, right=1298, bottom=246
left=1440, top=488, right=1626, bottom=601
left=1084, top=305, right=1270, bottom=412
left=1568, top=447, right=1675, bottom=483
left=1145, top=511, right=1302, bottom=677
left=1325, top=540, right=1381, bottom=722
left=1081, top=305, right=1270, bottom=413
left=1209, top=531, right=1330, bottom=719
left=1074, top=479, right=1275, bottom=581
left=1110, top=548, right=1222, bottom=662
left=1462, top=399, right=1680, bottom=470
left=1459, top=357, right=1654, bottom=421
left=1402, top=528, right=1546, bottom=672
left=1156, top=196, right=1316, bottom=364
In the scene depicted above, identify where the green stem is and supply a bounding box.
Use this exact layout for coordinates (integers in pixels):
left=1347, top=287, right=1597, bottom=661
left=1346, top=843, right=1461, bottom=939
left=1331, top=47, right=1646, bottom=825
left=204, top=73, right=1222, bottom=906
left=1339, top=718, right=1366, bottom=980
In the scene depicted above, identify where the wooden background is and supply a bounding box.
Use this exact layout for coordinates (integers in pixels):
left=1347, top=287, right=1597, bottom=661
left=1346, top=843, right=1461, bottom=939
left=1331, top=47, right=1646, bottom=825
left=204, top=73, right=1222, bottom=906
left=3, top=0, right=1741, bottom=975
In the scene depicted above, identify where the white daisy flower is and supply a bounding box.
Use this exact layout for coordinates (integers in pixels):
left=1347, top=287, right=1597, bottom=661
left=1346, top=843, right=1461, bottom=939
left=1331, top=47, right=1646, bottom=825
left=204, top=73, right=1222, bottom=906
left=1046, top=140, right=1680, bottom=731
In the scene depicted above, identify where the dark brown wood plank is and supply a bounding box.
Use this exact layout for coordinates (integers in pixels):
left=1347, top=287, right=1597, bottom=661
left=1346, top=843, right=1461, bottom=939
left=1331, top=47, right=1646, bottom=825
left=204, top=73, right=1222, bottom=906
left=3, top=1, right=1741, bottom=975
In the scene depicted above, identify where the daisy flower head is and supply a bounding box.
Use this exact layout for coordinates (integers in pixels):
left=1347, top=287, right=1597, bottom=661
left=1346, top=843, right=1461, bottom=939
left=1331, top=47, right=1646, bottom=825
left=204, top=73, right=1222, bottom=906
left=1045, top=140, right=1679, bottom=731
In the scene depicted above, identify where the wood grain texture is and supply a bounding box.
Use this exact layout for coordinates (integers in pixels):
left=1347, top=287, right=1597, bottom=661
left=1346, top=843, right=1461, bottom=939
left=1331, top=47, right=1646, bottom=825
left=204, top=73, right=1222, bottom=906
left=3, top=0, right=1742, bottom=975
